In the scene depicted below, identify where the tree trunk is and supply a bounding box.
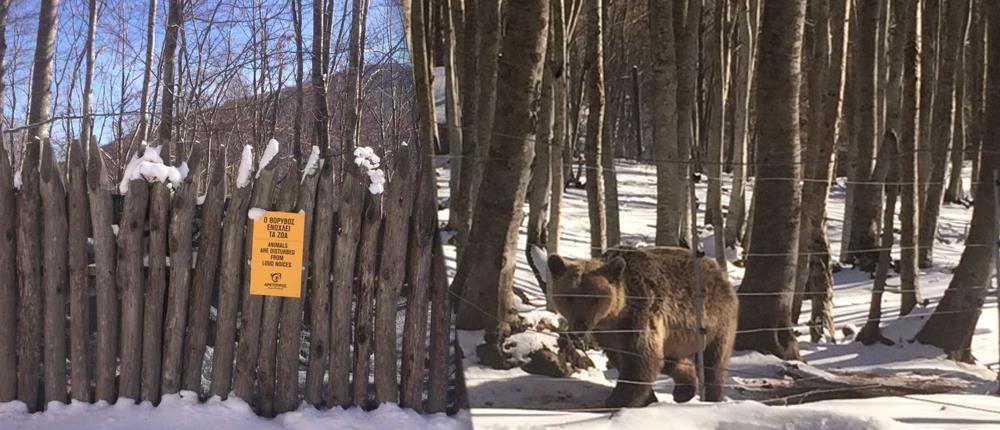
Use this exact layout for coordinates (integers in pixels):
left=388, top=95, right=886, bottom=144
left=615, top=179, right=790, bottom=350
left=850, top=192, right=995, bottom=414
left=426, top=231, right=451, bottom=413
left=451, top=0, right=479, bottom=256
left=292, top=0, right=304, bottom=164
left=916, top=0, right=998, bottom=354
left=182, top=144, right=224, bottom=393
left=444, top=0, right=464, bottom=232
left=920, top=0, right=969, bottom=267
left=733, top=0, right=805, bottom=360
left=725, top=0, right=754, bottom=249
left=705, top=0, right=726, bottom=270
left=944, top=16, right=969, bottom=205
left=527, top=45, right=553, bottom=286
left=673, top=0, right=700, bottom=247
left=845, top=0, right=882, bottom=272
left=0, top=0, right=12, bottom=403
left=918, top=0, right=940, bottom=203
left=584, top=0, right=607, bottom=257
left=453, top=0, right=548, bottom=339
left=792, top=0, right=848, bottom=333
left=548, top=0, right=567, bottom=255
left=859, top=135, right=900, bottom=344
left=650, top=0, right=680, bottom=247
left=966, top=2, right=985, bottom=201
left=137, top=0, right=157, bottom=143
left=600, top=0, right=620, bottom=248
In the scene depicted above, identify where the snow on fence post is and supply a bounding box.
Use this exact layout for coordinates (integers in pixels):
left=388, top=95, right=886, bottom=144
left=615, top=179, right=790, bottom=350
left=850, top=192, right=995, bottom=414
left=161, top=145, right=204, bottom=395
left=233, top=139, right=283, bottom=402
left=182, top=144, right=226, bottom=393
left=88, top=136, right=118, bottom=403
left=689, top=172, right=706, bottom=401
left=118, top=147, right=152, bottom=402
left=374, top=146, right=418, bottom=405
left=0, top=121, right=16, bottom=403
left=67, top=139, right=92, bottom=403
left=210, top=144, right=256, bottom=399
left=276, top=147, right=322, bottom=413
left=427, top=231, right=452, bottom=413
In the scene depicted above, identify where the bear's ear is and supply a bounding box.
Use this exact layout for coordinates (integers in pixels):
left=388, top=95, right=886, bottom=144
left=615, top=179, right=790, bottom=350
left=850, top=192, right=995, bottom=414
left=548, top=254, right=568, bottom=278
left=603, top=256, right=627, bottom=281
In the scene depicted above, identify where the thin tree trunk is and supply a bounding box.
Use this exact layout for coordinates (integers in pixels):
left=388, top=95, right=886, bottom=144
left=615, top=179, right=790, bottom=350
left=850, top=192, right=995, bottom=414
left=920, top=0, right=969, bottom=267
left=859, top=135, right=900, bottom=344
left=650, top=0, right=680, bottom=247
left=0, top=0, right=13, bottom=402
left=890, top=0, right=922, bottom=316
left=918, top=0, right=940, bottom=203
left=725, top=0, right=754, bottom=249
left=704, top=0, right=726, bottom=271
left=600, top=0, right=620, bottom=248
left=292, top=0, right=304, bottom=164
left=527, top=49, right=553, bottom=285
left=673, top=0, right=700, bottom=247
left=548, top=0, right=567, bottom=255
left=584, top=0, right=607, bottom=257
left=845, top=0, right=882, bottom=272
left=444, top=0, right=463, bottom=231
left=733, top=0, right=805, bottom=360
left=916, top=0, right=998, bottom=354
left=945, top=5, right=973, bottom=204
left=452, top=0, right=479, bottom=256
left=966, top=1, right=985, bottom=201
left=136, top=0, right=157, bottom=143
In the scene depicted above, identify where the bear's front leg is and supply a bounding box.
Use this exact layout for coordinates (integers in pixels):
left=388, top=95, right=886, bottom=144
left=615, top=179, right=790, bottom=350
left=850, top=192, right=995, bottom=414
left=604, top=347, right=662, bottom=408
left=663, top=357, right=699, bottom=403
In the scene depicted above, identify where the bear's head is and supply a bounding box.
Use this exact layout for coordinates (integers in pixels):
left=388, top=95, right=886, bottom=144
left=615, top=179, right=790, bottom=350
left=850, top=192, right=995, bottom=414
left=547, top=254, right=626, bottom=333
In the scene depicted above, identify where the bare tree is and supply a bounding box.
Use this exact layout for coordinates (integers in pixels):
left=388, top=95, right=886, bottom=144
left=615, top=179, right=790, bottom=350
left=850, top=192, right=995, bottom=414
left=733, top=0, right=805, bottom=360
left=649, top=0, right=680, bottom=247
left=916, top=0, right=997, bottom=359
left=453, top=0, right=549, bottom=342
left=584, top=0, right=606, bottom=257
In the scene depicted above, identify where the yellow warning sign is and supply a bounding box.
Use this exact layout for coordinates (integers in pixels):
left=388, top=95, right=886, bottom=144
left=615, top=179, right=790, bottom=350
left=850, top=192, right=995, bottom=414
left=250, top=211, right=305, bottom=298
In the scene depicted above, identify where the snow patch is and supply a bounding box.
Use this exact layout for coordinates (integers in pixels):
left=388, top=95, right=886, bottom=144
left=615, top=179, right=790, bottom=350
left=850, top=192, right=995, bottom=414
left=248, top=208, right=267, bottom=221
left=118, top=145, right=186, bottom=194
left=503, top=331, right=559, bottom=365
left=354, top=146, right=386, bottom=195
left=13, top=168, right=21, bottom=190
left=302, top=145, right=322, bottom=182
left=196, top=194, right=207, bottom=205
left=256, top=138, right=280, bottom=178
left=236, top=145, right=254, bottom=188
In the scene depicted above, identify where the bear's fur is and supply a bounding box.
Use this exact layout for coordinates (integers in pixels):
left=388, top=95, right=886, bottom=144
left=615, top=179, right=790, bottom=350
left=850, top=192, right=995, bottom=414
left=547, top=246, right=738, bottom=407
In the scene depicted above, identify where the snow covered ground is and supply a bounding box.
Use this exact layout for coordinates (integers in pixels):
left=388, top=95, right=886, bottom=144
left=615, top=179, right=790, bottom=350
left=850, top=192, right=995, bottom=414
left=0, top=393, right=470, bottom=430
left=437, top=160, right=1000, bottom=429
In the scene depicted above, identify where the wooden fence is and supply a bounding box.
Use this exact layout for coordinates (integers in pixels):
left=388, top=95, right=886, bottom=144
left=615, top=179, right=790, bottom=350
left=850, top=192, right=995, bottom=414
left=0, top=137, right=456, bottom=416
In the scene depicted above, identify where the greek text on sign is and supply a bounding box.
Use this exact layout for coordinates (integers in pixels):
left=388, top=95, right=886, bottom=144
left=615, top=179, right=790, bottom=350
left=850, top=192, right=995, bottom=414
left=250, top=211, right=305, bottom=298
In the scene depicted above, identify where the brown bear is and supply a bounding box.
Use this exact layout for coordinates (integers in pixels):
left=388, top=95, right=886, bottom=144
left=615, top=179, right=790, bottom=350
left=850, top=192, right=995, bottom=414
left=547, top=246, right=738, bottom=407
